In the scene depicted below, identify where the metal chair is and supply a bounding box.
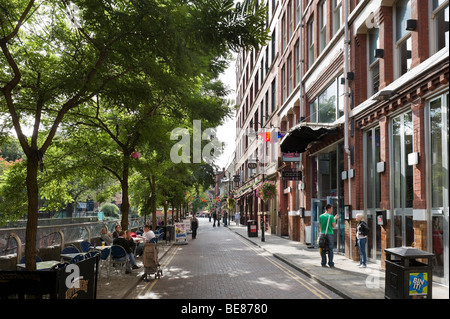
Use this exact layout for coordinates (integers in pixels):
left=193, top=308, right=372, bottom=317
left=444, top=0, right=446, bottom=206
left=110, top=245, right=128, bottom=274
left=80, top=240, right=93, bottom=252
left=61, top=246, right=80, bottom=254
left=100, top=247, right=111, bottom=278
left=70, top=254, right=85, bottom=264
left=19, top=255, right=43, bottom=264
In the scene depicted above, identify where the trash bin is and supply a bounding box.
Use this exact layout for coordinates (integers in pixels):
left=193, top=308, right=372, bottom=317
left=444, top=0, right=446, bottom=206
left=384, top=247, right=434, bottom=299
left=247, top=220, right=258, bottom=237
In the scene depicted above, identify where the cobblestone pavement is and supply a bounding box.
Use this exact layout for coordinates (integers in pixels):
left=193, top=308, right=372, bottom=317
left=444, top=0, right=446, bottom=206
left=128, top=218, right=341, bottom=300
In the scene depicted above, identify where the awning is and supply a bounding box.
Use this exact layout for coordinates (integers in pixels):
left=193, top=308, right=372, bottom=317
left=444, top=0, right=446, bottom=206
left=280, top=122, right=340, bottom=154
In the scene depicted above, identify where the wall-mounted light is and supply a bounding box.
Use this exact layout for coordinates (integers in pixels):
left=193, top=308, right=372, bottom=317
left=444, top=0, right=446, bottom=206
left=406, top=19, right=417, bottom=31
left=374, top=49, right=384, bottom=58
left=347, top=72, right=354, bottom=80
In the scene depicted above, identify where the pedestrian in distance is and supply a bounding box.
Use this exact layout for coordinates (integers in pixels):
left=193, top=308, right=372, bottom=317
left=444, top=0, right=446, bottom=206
left=235, top=211, right=240, bottom=226
left=212, top=211, right=217, bottom=227
left=191, top=213, right=199, bottom=239
left=319, top=204, right=337, bottom=268
left=355, top=213, right=369, bottom=268
left=216, top=211, right=221, bottom=227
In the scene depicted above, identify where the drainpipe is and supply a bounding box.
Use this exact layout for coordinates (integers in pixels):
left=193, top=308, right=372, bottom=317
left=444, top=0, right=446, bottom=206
left=343, top=0, right=352, bottom=257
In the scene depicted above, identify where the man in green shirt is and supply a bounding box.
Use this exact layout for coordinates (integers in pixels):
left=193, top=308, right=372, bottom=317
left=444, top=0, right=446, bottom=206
left=319, top=204, right=337, bottom=268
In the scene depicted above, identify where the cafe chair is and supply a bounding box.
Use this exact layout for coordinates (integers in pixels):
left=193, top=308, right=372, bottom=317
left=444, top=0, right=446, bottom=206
left=100, top=247, right=111, bottom=278
left=70, top=254, right=85, bottom=264
left=110, top=245, right=128, bottom=274
left=80, top=240, right=93, bottom=252
left=19, top=255, right=43, bottom=264
left=61, top=246, right=80, bottom=254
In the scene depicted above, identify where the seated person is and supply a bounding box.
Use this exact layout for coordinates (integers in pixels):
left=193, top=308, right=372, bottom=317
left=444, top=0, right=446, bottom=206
left=112, top=224, right=121, bottom=239
left=100, top=228, right=113, bottom=245
left=125, top=229, right=143, bottom=256
left=112, top=230, right=140, bottom=273
left=137, top=225, right=156, bottom=243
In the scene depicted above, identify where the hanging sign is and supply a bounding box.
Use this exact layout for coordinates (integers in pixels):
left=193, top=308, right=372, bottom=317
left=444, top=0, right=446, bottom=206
left=282, top=168, right=302, bottom=180
left=282, top=152, right=301, bottom=162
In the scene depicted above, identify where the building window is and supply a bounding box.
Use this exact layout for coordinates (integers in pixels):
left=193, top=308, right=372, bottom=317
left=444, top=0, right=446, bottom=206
left=282, top=14, right=286, bottom=52
left=271, top=28, right=276, bottom=63
left=282, top=65, right=286, bottom=103
left=288, top=0, right=293, bottom=41
left=319, top=0, right=327, bottom=53
left=287, top=53, right=293, bottom=96
left=294, top=40, right=300, bottom=86
left=271, top=79, right=276, bottom=113
left=310, top=75, right=344, bottom=123
left=308, top=18, right=315, bottom=68
left=431, top=0, right=449, bottom=53
left=333, top=0, right=342, bottom=36
left=296, top=0, right=301, bottom=27
left=394, top=0, right=412, bottom=78
left=368, top=27, right=380, bottom=96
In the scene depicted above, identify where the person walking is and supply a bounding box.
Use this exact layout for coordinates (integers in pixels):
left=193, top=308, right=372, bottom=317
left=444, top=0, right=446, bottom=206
left=319, top=204, right=337, bottom=268
left=191, top=213, right=199, bottom=239
left=212, top=211, right=217, bottom=227
left=235, top=211, right=240, bottom=226
left=355, top=213, right=369, bottom=268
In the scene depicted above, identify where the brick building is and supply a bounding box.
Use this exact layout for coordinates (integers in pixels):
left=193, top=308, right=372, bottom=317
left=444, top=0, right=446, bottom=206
left=233, top=0, right=448, bottom=286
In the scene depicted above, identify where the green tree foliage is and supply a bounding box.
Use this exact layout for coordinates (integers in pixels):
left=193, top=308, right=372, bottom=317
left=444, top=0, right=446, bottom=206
left=0, top=0, right=269, bottom=270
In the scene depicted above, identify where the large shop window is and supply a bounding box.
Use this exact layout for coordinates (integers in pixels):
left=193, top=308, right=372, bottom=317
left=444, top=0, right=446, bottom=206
left=310, top=75, right=344, bottom=123
left=392, top=111, right=414, bottom=247
left=395, top=0, right=412, bottom=78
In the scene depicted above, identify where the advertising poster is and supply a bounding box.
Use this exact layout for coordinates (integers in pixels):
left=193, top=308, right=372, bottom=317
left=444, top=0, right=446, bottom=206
left=409, top=272, right=428, bottom=297
left=175, top=222, right=187, bottom=242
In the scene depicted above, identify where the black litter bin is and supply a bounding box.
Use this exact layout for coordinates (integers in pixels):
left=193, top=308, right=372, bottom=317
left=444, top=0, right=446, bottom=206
left=247, top=220, right=258, bottom=237
left=384, top=247, right=434, bottom=299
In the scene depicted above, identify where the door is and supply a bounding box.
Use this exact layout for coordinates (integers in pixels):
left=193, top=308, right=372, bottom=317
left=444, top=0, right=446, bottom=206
left=391, top=111, right=414, bottom=247
left=364, top=127, right=382, bottom=262
left=428, top=93, right=449, bottom=285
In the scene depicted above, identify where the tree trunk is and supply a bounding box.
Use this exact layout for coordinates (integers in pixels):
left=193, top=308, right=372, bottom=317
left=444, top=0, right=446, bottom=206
left=120, top=155, right=130, bottom=231
left=150, top=175, right=157, bottom=230
left=163, top=200, right=168, bottom=226
left=24, top=153, right=39, bottom=270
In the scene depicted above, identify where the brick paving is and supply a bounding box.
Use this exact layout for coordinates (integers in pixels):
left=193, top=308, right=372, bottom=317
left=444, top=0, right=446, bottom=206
left=130, top=218, right=341, bottom=299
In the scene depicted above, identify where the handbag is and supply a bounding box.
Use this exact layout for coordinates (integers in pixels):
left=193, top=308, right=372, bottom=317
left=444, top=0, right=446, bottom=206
left=318, top=214, right=331, bottom=249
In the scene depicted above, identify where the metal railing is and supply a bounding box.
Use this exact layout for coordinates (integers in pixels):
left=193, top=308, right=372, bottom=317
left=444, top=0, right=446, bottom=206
left=0, top=218, right=144, bottom=261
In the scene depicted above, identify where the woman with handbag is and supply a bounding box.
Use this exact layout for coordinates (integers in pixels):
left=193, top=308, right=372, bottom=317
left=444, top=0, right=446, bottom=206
left=355, top=213, right=369, bottom=268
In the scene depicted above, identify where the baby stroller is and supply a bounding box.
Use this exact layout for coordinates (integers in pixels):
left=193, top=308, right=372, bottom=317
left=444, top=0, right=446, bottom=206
left=141, top=242, right=162, bottom=281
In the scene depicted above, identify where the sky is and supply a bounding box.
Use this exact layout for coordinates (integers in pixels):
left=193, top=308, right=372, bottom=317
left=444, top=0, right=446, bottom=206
left=215, top=56, right=237, bottom=171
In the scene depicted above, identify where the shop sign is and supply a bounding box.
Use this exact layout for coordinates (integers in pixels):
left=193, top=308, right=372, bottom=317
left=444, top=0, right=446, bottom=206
left=282, top=168, right=302, bottom=180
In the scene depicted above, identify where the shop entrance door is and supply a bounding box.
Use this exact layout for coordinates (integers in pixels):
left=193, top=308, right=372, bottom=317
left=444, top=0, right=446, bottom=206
left=311, top=199, right=327, bottom=247
left=327, top=196, right=344, bottom=253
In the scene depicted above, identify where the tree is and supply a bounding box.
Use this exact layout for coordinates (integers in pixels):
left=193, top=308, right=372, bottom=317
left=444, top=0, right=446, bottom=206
left=0, top=0, right=269, bottom=270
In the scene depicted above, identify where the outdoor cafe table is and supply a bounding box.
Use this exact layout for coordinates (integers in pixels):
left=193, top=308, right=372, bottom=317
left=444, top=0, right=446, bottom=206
left=16, top=260, right=60, bottom=271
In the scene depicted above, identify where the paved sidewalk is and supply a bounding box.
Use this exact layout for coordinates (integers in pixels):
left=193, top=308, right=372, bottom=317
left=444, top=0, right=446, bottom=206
left=96, top=242, right=173, bottom=299
left=227, top=223, right=449, bottom=299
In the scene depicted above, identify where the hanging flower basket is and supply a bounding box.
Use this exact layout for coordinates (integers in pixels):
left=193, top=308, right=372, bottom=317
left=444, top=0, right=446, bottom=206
left=256, top=181, right=277, bottom=202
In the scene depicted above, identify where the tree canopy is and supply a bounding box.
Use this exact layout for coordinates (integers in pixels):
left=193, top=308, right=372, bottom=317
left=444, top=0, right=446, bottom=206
left=0, top=0, right=269, bottom=269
